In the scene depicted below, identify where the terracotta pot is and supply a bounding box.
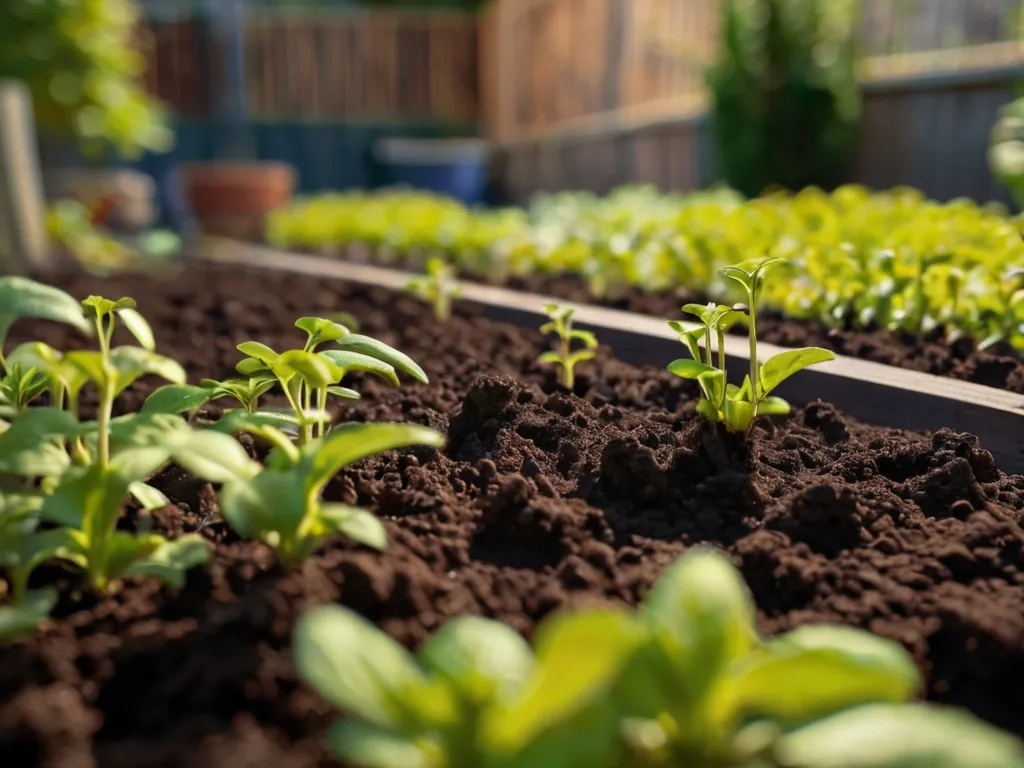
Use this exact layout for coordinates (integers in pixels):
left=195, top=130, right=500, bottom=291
left=179, top=161, right=295, bottom=239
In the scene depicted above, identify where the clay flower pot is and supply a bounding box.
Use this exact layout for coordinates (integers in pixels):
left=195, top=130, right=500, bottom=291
left=179, top=161, right=295, bottom=240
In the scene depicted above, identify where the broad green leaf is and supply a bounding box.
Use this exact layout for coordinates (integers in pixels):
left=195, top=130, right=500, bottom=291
left=484, top=609, right=643, bottom=751
left=698, top=368, right=727, bottom=406
left=758, top=347, right=835, bottom=398
left=667, top=319, right=700, bottom=335
left=775, top=703, right=1024, bottom=768
left=108, top=347, right=187, bottom=394
left=334, top=334, right=428, bottom=384
left=293, top=604, right=436, bottom=730
left=168, top=429, right=260, bottom=483
left=296, top=317, right=349, bottom=346
left=102, top=531, right=165, bottom=582
left=129, top=481, right=170, bottom=511
left=236, top=357, right=269, bottom=376
left=237, top=341, right=279, bottom=364
left=7, top=342, right=63, bottom=374
left=419, top=615, right=534, bottom=707
left=141, top=384, right=213, bottom=415
left=218, top=470, right=307, bottom=540
left=667, top=358, right=718, bottom=380
left=0, top=587, right=58, bottom=639
left=319, top=503, right=388, bottom=552
left=320, top=350, right=399, bottom=387
left=208, top=409, right=299, bottom=436
left=0, top=278, right=90, bottom=350
left=642, top=548, right=757, bottom=706
left=757, top=396, right=791, bottom=416
left=65, top=350, right=109, bottom=386
left=325, top=720, right=433, bottom=768
left=275, top=349, right=342, bottom=389
left=682, top=302, right=714, bottom=321
left=301, top=422, right=445, bottom=496
left=0, top=408, right=80, bottom=476
left=116, top=307, right=155, bottom=350
left=125, top=534, right=211, bottom=588
left=724, top=398, right=755, bottom=432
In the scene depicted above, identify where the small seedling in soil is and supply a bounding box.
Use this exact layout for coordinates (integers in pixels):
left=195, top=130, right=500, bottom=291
left=218, top=421, right=444, bottom=565
left=294, top=546, right=1024, bottom=767
left=405, top=257, right=463, bottom=322
left=538, top=304, right=598, bottom=390
left=668, top=258, right=835, bottom=434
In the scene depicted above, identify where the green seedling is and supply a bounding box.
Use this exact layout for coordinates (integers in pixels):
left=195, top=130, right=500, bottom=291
left=0, top=491, right=62, bottom=638
left=538, top=304, right=598, bottom=390
left=0, top=277, right=91, bottom=374
left=405, top=257, right=463, bottom=322
left=294, top=547, right=1024, bottom=768
left=219, top=421, right=444, bottom=566
left=0, top=364, right=50, bottom=419
left=668, top=259, right=835, bottom=434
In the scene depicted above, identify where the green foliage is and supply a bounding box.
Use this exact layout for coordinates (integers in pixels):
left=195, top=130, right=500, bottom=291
left=0, top=0, right=172, bottom=158
left=706, top=0, right=861, bottom=197
left=668, top=258, right=834, bottom=433
left=405, top=257, right=463, bottom=322
left=295, top=547, right=1024, bottom=768
left=219, top=422, right=445, bottom=565
left=537, top=304, right=598, bottom=390
left=990, top=96, right=1024, bottom=210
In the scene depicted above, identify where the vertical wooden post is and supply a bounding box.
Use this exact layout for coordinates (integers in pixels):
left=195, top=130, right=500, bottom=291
left=0, top=80, right=50, bottom=274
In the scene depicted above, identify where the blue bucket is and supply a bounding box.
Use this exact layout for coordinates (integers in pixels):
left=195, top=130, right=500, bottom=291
left=374, top=138, right=491, bottom=205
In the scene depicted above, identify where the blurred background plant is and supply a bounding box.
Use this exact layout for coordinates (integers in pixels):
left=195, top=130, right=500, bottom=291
left=990, top=93, right=1024, bottom=211
left=706, top=0, right=862, bottom=197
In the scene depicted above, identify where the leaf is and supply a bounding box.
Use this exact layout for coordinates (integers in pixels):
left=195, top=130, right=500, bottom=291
left=569, top=329, right=598, bottom=349
left=642, top=548, right=757, bottom=706
left=141, top=384, right=213, bottom=415
left=0, top=278, right=90, bottom=349
left=757, top=396, right=791, bottom=416
left=0, top=408, right=81, bottom=476
left=319, top=503, right=389, bottom=551
left=775, top=703, right=1024, bottom=768
left=65, top=350, right=109, bottom=386
left=296, top=317, right=349, bottom=346
left=167, top=429, right=260, bottom=483
left=125, top=534, right=211, bottom=588
left=274, top=350, right=342, bottom=389
left=723, top=398, right=755, bottom=432
left=719, top=624, right=919, bottom=724
left=334, top=335, right=428, bottom=384
left=320, top=350, right=399, bottom=387
left=667, top=358, right=718, bottom=380
left=292, top=604, right=434, bottom=730
left=697, top=368, right=727, bottom=406
left=237, top=341, right=279, bottom=364
left=7, top=342, right=63, bottom=375
left=418, top=615, right=534, bottom=707
left=102, top=531, right=165, bottom=582
left=129, top=481, right=170, bottom=511
left=758, top=347, right=835, bottom=398
left=301, top=423, right=445, bottom=497
left=537, top=351, right=564, bottom=365
left=0, top=587, right=58, bottom=639
left=108, top=347, right=187, bottom=394
left=327, top=385, right=361, bottom=400
left=236, top=357, right=269, bottom=376
left=116, top=307, right=155, bottom=351
left=325, top=721, right=433, bottom=768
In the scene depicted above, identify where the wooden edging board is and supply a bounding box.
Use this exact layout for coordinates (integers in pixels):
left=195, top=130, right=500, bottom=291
left=196, top=237, right=1024, bottom=475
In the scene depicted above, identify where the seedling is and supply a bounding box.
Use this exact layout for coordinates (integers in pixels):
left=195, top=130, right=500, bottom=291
left=668, top=258, right=835, bottom=433
left=0, top=277, right=91, bottom=374
left=405, top=257, right=462, bottom=322
left=538, top=304, right=598, bottom=390
left=0, top=364, right=50, bottom=418
left=0, top=491, right=62, bottom=638
left=219, top=421, right=444, bottom=565
left=294, top=547, right=1024, bottom=768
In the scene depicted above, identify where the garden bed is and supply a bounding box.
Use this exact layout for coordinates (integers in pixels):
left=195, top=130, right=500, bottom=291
left=2, top=263, right=1024, bottom=767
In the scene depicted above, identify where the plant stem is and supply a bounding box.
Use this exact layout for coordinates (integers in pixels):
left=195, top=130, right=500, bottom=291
left=717, top=327, right=728, bottom=410
left=704, top=326, right=713, bottom=367
left=747, top=288, right=758, bottom=417
left=316, top=387, right=328, bottom=438
left=97, top=381, right=113, bottom=468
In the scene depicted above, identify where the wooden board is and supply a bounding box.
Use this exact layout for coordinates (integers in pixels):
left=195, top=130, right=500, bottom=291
left=197, top=238, right=1024, bottom=475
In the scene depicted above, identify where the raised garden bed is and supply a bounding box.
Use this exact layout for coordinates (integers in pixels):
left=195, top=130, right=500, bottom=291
left=2, top=261, right=1024, bottom=766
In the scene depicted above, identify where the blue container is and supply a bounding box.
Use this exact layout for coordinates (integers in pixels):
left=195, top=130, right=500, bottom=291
left=374, top=138, right=491, bottom=204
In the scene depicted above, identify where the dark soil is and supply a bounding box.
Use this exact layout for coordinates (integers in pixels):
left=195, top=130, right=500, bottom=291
left=2, top=263, right=1024, bottom=767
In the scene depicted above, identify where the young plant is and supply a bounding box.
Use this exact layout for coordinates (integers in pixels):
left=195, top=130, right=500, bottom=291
left=538, top=304, right=598, bottom=390
left=0, top=364, right=50, bottom=418
left=668, top=259, right=835, bottom=434
left=218, top=421, right=444, bottom=566
left=294, top=547, right=1024, bottom=768
left=0, top=490, right=63, bottom=638
left=405, top=257, right=462, bottom=322
left=0, top=276, right=91, bottom=374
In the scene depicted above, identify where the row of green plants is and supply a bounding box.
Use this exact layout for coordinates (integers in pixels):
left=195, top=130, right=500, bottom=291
left=267, top=184, right=1024, bottom=353
left=0, top=261, right=1019, bottom=765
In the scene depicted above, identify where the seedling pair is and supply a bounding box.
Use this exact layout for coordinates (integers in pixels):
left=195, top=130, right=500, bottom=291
left=405, top=257, right=462, bottom=322
left=668, top=258, right=835, bottom=433
left=537, top=304, right=598, bottom=390
left=294, top=547, right=1024, bottom=768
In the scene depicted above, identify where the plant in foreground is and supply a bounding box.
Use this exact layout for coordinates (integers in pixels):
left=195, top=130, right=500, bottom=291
left=405, top=257, right=463, bottom=323
left=669, top=258, right=835, bottom=433
left=537, top=304, right=598, bottom=390
left=219, top=421, right=444, bottom=566
left=294, top=547, right=1024, bottom=768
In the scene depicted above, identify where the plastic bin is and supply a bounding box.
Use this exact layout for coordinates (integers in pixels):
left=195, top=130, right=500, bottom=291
left=374, top=138, right=491, bottom=204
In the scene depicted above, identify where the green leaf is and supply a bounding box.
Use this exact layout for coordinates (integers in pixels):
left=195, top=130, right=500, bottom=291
left=0, top=588, right=58, bottom=639
left=167, top=429, right=260, bottom=483
left=293, top=604, right=435, bottom=730
left=758, top=347, right=835, bottom=398
left=65, top=350, right=109, bottom=386
left=334, top=335, right=428, bottom=384
left=320, top=350, right=399, bottom=387
left=667, top=358, right=718, bottom=380
left=0, top=278, right=90, bottom=350
left=116, top=307, right=155, bottom=351
left=301, top=422, right=446, bottom=497
left=757, top=396, right=791, bottom=416
left=275, top=350, right=342, bottom=389
left=6, top=342, right=63, bottom=375
left=141, top=384, right=213, bottom=415
left=327, top=385, right=361, bottom=400
left=569, top=329, right=598, bottom=348
left=129, top=481, right=170, bottom=511
left=419, top=615, right=534, bottom=707
left=108, top=347, right=187, bottom=394
left=102, top=531, right=165, bottom=582
left=218, top=470, right=305, bottom=541
left=698, top=368, right=727, bottom=406
left=325, top=721, right=433, bottom=768
left=0, top=408, right=80, bottom=476
left=319, top=503, right=388, bottom=552
left=237, top=341, right=280, bottom=364
left=642, top=548, right=757, bottom=706
left=296, top=317, right=350, bottom=347
left=125, top=534, right=211, bottom=588
left=537, top=351, right=564, bottom=365
left=723, top=398, right=755, bottom=432
left=236, top=357, right=270, bottom=376
left=775, top=703, right=1024, bottom=768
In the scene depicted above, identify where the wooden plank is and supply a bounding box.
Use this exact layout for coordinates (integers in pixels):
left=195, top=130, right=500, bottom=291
left=199, top=238, right=1024, bottom=474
